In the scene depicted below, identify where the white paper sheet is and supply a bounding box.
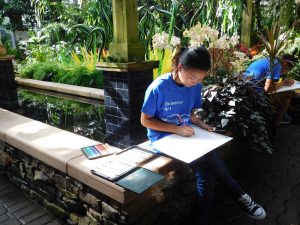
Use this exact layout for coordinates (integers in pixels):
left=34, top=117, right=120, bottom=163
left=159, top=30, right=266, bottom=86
left=270, top=80, right=300, bottom=94
left=152, top=126, right=233, bottom=164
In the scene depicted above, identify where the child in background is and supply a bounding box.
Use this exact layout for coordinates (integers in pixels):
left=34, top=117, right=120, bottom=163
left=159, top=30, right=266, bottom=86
left=243, top=54, right=298, bottom=129
left=141, top=46, right=266, bottom=225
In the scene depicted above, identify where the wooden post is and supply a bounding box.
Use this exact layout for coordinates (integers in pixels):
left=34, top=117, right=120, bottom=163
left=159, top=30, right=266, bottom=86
left=97, top=0, right=158, bottom=147
left=110, top=0, right=145, bottom=62
left=241, top=0, right=253, bottom=47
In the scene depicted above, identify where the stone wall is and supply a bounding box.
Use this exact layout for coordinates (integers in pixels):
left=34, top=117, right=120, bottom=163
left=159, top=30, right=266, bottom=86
left=0, top=140, right=197, bottom=225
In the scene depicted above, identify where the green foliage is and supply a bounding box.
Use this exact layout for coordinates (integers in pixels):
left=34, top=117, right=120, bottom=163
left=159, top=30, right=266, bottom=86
left=257, top=22, right=291, bottom=58
left=19, top=22, right=106, bottom=63
left=5, top=45, right=24, bottom=60
left=138, top=0, right=205, bottom=57
left=18, top=23, right=104, bottom=88
left=198, top=75, right=274, bottom=153
left=0, top=0, right=35, bottom=30
left=71, top=24, right=106, bottom=60
left=19, top=62, right=103, bottom=88
left=41, top=23, right=68, bottom=45
left=82, top=0, right=113, bottom=45
left=257, top=21, right=292, bottom=80
left=24, top=43, right=54, bottom=62
left=19, top=33, right=74, bottom=64
left=58, top=4, right=85, bottom=26
left=30, top=0, right=59, bottom=26
left=199, top=0, right=243, bottom=36
left=19, top=61, right=61, bottom=80
left=29, top=0, right=86, bottom=27
left=138, top=0, right=243, bottom=58
left=53, top=65, right=103, bottom=88
left=253, top=0, right=299, bottom=44
left=286, top=34, right=300, bottom=80
left=0, top=0, right=5, bottom=25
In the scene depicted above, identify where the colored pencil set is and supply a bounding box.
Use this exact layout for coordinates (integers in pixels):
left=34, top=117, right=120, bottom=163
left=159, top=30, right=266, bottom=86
left=81, top=143, right=117, bottom=159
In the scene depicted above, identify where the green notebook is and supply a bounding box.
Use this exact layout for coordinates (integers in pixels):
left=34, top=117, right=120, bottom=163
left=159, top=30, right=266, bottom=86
left=116, top=167, right=164, bottom=194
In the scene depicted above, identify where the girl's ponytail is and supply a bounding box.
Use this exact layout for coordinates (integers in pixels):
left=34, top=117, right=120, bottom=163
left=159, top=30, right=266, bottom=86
left=172, top=46, right=186, bottom=76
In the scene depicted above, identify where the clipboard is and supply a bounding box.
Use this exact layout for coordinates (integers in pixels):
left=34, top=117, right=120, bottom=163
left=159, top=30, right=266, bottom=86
left=270, top=80, right=300, bottom=94
left=152, top=126, right=233, bottom=164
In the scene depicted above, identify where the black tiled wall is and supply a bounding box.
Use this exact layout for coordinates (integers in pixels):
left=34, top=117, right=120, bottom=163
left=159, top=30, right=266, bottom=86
left=0, top=88, right=18, bottom=111
left=103, top=69, right=153, bottom=148
left=0, top=60, right=16, bottom=88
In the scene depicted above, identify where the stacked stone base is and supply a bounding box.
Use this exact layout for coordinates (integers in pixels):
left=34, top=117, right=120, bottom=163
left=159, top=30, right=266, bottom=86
left=0, top=141, right=197, bottom=225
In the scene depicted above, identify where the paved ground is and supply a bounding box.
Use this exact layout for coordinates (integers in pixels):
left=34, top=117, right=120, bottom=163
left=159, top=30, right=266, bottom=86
left=208, top=124, right=300, bottom=225
left=0, top=176, right=65, bottom=225
left=1, top=124, right=300, bottom=225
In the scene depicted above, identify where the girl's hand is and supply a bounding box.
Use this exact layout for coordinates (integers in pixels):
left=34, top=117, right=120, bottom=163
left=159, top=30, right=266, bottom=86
left=200, top=123, right=214, bottom=132
left=175, top=126, right=195, bottom=137
left=282, top=78, right=295, bottom=86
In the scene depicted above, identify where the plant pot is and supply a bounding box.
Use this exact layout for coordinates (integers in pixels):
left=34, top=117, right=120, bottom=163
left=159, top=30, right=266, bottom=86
left=0, top=45, right=7, bottom=56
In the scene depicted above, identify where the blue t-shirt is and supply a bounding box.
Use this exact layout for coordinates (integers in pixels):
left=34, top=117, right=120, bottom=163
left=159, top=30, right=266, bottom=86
left=243, top=58, right=281, bottom=93
left=141, top=73, right=202, bottom=142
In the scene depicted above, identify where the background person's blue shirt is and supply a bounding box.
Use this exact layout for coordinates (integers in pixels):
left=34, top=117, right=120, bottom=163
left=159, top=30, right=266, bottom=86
left=243, top=58, right=281, bottom=93
left=141, top=73, right=202, bottom=142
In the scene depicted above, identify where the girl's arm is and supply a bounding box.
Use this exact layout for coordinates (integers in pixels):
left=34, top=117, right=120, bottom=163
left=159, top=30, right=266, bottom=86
left=264, top=78, right=294, bottom=93
left=141, top=112, right=195, bottom=137
left=191, top=114, right=214, bottom=132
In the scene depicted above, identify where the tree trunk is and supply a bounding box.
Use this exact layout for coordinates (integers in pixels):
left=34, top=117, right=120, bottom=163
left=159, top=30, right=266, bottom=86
left=296, top=4, right=300, bottom=32
left=241, top=0, right=253, bottom=47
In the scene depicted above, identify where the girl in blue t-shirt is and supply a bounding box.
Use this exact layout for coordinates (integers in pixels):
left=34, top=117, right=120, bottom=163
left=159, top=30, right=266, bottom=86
left=243, top=55, right=297, bottom=129
left=141, top=46, right=266, bottom=224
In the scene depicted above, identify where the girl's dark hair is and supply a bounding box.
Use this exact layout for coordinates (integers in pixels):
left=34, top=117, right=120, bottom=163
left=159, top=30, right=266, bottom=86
left=172, top=46, right=211, bottom=75
left=280, top=53, right=298, bottom=67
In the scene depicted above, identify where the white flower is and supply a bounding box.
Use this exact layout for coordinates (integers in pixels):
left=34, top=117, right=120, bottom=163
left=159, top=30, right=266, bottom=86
left=202, top=25, right=219, bottom=43
left=152, top=32, right=169, bottom=49
left=208, top=28, right=219, bottom=43
left=231, top=51, right=249, bottom=73
left=184, top=23, right=243, bottom=50
left=183, top=23, right=206, bottom=46
left=152, top=32, right=181, bottom=50
left=294, top=37, right=300, bottom=45
left=229, top=33, right=240, bottom=47
left=233, top=51, right=246, bottom=60
left=213, top=35, right=230, bottom=49
left=152, top=31, right=180, bottom=49
left=170, top=36, right=181, bottom=47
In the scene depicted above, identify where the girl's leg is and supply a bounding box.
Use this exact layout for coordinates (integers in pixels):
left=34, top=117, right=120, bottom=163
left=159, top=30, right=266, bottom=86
left=192, top=164, right=216, bottom=225
left=197, top=150, right=266, bottom=220
left=198, top=150, right=244, bottom=198
left=270, top=91, right=292, bottom=128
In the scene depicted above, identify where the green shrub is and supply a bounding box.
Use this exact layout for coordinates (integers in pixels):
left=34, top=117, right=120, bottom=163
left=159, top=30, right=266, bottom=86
left=19, top=62, right=62, bottom=80
left=20, top=61, right=103, bottom=88
left=53, top=65, right=103, bottom=88
left=91, top=70, right=104, bottom=88
left=32, top=62, right=61, bottom=80
left=19, top=62, right=38, bottom=79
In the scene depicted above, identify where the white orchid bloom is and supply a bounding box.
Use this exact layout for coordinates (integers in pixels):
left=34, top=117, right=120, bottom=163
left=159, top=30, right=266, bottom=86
left=152, top=32, right=169, bottom=49
left=170, top=36, right=181, bottom=47
left=233, top=51, right=246, bottom=60
left=229, top=34, right=240, bottom=47
left=214, top=35, right=230, bottom=49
